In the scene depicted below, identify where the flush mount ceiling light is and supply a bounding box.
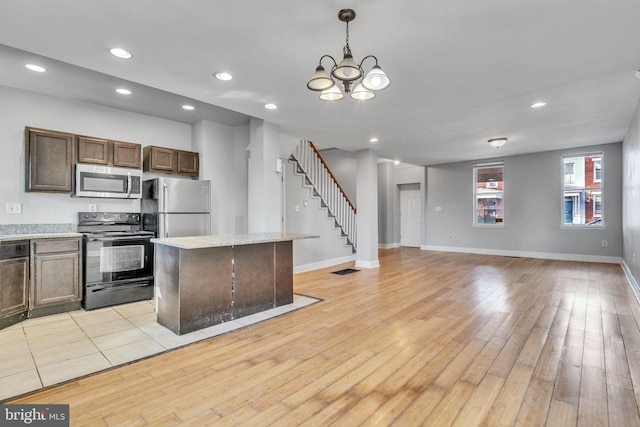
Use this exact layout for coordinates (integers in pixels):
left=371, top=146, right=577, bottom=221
left=307, top=9, right=390, bottom=101
left=531, top=101, right=547, bottom=108
left=109, top=48, right=133, bottom=59
left=488, top=137, right=508, bottom=148
left=182, top=105, right=195, bottom=111
left=214, top=71, right=233, bottom=81
left=264, top=103, right=278, bottom=110
left=116, top=88, right=132, bottom=95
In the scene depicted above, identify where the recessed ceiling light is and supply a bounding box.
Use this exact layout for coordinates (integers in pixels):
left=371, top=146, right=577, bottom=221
left=369, top=138, right=379, bottom=143
left=116, top=88, right=132, bottom=95
left=531, top=102, right=547, bottom=108
left=110, top=48, right=133, bottom=59
left=214, top=72, right=233, bottom=81
left=182, top=105, right=195, bottom=111
left=25, top=64, right=46, bottom=72
left=265, top=103, right=278, bottom=110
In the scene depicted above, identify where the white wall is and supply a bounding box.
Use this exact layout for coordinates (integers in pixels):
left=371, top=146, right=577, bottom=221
left=284, top=160, right=354, bottom=270
left=426, top=142, right=623, bottom=262
left=247, top=118, right=282, bottom=233
left=192, top=120, right=249, bottom=235
left=622, top=98, right=640, bottom=291
left=0, top=86, right=191, bottom=225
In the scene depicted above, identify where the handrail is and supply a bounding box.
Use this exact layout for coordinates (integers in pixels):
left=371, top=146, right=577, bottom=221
left=290, top=140, right=357, bottom=251
left=307, top=141, right=356, bottom=214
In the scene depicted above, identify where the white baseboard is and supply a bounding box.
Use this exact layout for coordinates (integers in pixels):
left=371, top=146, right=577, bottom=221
left=379, top=243, right=400, bottom=249
left=621, top=259, right=640, bottom=305
left=294, top=254, right=356, bottom=274
left=355, top=259, right=381, bottom=269
left=421, top=245, right=621, bottom=264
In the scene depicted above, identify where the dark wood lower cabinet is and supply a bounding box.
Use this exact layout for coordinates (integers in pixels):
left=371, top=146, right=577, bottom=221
left=29, top=238, right=82, bottom=318
left=0, top=241, right=29, bottom=329
left=0, top=257, right=29, bottom=329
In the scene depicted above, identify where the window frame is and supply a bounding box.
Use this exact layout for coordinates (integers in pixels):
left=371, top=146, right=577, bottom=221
left=561, top=151, right=605, bottom=229
left=473, top=161, right=505, bottom=227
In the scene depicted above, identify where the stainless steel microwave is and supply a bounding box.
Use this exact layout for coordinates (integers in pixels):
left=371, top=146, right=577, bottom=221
left=75, top=164, right=142, bottom=199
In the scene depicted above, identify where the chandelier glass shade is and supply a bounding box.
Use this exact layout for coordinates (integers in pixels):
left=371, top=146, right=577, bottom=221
left=307, top=9, right=390, bottom=101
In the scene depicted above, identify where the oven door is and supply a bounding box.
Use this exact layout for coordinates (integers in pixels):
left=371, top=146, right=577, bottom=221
left=84, top=235, right=153, bottom=285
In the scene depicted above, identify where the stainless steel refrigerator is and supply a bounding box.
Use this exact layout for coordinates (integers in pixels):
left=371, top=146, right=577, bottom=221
left=142, top=177, right=211, bottom=238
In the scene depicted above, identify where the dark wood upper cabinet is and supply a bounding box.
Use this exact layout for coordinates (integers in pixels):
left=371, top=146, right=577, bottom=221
left=77, top=137, right=141, bottom=168
left=144, top=145, right=175, bottom=172
left=25, top=127, right=74, bottom=193
left=77, top=136, right=109, bottom=165
left=144, top=145, right=199, bottom=177
left=178, top=150, right=199, bottom=175
left=113, top=140, right=142, bottom=168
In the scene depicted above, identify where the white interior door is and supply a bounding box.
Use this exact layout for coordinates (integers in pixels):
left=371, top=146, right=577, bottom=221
left=400, top=188, right=421, bottom=247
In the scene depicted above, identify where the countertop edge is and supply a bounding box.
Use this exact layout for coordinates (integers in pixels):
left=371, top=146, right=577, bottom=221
left=151, top=233, right=319, bottom=249
left=0, top=233, right=83, bottom=242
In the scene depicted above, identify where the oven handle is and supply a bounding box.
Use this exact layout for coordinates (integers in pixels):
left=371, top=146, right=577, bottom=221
left=91, top=282, right=152, bottom=293
left=87, top=236, right=153, bottom=242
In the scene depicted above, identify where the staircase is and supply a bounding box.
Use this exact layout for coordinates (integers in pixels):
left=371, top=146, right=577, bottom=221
left=289, top=140, right=357, bottom=252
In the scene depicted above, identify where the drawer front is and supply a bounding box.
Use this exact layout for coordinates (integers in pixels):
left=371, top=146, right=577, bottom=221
left=33, top=238, right=80, bottom=254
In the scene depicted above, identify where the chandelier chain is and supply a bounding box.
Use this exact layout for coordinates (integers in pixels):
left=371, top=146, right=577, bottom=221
left=343, top=21, right=352, bottom=57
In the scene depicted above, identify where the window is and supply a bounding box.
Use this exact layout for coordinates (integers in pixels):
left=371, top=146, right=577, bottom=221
left=593, top=158, right=602, bottom=182
left=474, top=162, right=504, bottom=225
left=562, top=152, right=603, bottom=226
left=564, top=162, right=576, bottom=184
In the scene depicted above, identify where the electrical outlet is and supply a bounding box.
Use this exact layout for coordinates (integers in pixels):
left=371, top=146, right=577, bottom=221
left=89, top=204, right=97, bottom=212
left=6, top=203, right=21, bottom=214
left=602, top=240, right=608, bottom=247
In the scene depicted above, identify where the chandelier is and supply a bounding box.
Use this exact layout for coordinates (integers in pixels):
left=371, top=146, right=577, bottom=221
left=306, top=9, right=390, bottom=101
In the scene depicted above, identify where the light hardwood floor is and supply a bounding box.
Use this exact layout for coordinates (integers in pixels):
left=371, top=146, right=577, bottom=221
left=9, top=248, right=640, bottom=426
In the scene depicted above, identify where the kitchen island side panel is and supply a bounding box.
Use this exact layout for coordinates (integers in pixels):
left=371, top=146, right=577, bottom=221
left=233, top=242, right=275, bottom=319
left=179, top=246, right=233, bottom=334
left=156, top=244, right=233, bottom=335
left=155, top=244, right=180, bottom=334
left=274, top=241, right=293, bottom=306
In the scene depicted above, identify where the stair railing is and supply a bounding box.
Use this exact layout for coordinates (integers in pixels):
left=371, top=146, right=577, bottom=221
left=290, top=140, right=357, bottom=250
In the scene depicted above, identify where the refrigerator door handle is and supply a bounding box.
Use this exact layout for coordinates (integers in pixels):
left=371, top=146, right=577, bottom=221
left=164, top=214, right=169, bottom=238
left=162, top=182, right=168, bottom=214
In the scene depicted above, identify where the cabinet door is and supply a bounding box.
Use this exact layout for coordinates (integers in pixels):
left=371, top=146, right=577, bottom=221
left=77, top=136, right=109, bottom=165
left=25, top=127, right=74, bottom=192
left=113, top=140, right=142, bottom=168
left=178, top=150, right=199, bottom=175
left=147, top=146, right=176, bottom=172
left=0, top=257, right=29, bottom=319
left=32, top=252, right=81, bottom=307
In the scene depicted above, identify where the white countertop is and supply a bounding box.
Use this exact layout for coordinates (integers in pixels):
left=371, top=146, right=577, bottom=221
left=0, top=233, right=83, bottom=242
left=151, top=232, right=319, bottom=249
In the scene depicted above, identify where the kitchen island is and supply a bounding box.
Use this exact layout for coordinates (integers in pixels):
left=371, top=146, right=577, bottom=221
left=152, top=232, right=317, bottom=335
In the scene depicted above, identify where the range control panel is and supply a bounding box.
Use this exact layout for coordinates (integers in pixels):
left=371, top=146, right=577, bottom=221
left=78, top=212, right=141, bottom=226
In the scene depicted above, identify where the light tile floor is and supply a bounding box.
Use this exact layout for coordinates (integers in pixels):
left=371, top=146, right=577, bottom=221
left=0, top=294, right=319, bottom=401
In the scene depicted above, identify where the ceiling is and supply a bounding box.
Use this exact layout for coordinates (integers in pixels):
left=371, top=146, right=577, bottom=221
left=1, top=0, right=640, bottom=166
